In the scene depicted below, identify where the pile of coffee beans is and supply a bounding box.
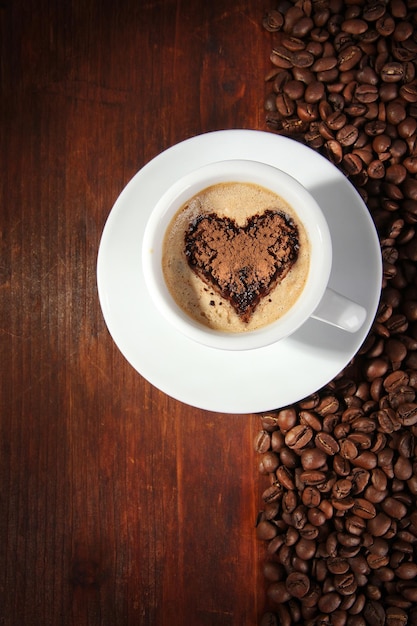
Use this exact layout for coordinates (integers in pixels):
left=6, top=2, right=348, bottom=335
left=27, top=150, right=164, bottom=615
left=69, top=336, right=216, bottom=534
left=256, top=1, right=417, bottom=624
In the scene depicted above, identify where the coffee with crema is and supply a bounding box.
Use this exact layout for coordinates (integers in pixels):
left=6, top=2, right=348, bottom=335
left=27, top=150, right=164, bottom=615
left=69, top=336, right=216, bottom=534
left=162, top=182, right=310, bottom=333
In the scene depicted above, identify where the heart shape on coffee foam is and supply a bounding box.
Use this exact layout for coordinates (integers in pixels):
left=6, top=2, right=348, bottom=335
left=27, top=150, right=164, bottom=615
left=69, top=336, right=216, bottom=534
left=185, top=210, right=299, bottom=323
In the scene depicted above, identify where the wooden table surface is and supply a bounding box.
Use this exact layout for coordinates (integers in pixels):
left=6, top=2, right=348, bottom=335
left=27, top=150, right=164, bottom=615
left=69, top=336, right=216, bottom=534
left=1, top=1, right=276, bottom=624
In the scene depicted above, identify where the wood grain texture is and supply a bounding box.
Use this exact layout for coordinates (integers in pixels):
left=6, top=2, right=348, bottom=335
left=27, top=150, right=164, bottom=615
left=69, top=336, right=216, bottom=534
left=0, top=1, right=274, bottom=624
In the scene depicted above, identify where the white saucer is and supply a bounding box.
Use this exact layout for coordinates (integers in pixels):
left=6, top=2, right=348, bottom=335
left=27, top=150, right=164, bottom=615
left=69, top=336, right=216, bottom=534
left=97, top=130, right=382, bottom=414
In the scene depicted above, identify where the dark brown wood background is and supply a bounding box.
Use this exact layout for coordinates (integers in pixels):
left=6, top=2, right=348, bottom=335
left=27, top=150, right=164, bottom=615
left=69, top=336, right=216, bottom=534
left=0, top=1, right=276, bottom=625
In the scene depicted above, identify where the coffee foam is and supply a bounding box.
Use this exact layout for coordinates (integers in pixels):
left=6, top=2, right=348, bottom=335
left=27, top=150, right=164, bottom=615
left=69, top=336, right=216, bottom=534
left=162, top=182, right=310, bottom=333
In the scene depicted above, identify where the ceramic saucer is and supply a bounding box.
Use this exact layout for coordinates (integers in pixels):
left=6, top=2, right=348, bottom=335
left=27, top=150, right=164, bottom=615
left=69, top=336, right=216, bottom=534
left=97, top=130, right=382, bottom=414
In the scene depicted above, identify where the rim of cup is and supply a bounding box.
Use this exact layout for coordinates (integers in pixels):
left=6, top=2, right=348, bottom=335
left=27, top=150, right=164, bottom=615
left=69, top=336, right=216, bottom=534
left=142, top=159, right=332, bottom=351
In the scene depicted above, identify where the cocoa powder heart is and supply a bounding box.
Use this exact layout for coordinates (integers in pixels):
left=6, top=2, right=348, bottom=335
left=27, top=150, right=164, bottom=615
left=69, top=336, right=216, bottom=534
left=184, top=210, right=300, bottom=323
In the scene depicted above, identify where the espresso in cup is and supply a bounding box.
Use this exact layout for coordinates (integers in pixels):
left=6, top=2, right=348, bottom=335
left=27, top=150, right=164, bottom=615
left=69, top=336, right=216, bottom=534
left=162, top=181, right=311, bottom=333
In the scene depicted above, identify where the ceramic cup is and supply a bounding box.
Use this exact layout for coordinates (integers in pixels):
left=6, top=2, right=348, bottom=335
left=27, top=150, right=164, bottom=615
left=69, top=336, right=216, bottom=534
left=142, top=159, right=367, bottom=351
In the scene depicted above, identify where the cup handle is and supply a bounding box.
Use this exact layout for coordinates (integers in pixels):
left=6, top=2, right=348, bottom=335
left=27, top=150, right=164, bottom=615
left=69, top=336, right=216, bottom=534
left=311, top=288, right=367, bottom=333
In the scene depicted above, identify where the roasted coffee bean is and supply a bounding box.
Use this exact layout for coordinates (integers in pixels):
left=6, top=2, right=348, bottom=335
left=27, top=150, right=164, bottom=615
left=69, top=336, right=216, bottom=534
left=262, top=484, right=282, bottom=503
left=357, top=65, right=379, bottom=85
left=403, top=156, right=417, bottom=176
left=254, top=430, right=271, bottom=453
left=384, top=370, right=409, bottom=393
left=281, top=35, right=305, bottom=53
left=266, top=581, right=291, bottom=604
left=304, top=81, right=325, bottom=102
left=325, top=139, right=343, bottom=163
left=315, top=431, right=339, bottom=455
left=332, top=479, right=352, bottom=499
left=281, top=490, right=297, bottom=514
left=381, top=62, right=405, bottom=82
left=364, top=599, right=386, bottom=625
left=292, top=50, right=314, bottom=68
left=295, top=537, right=316, bottom=559
left=348, top=555, right=369, bottom=578
left=299, top=410, right=322, bottom=431
left=316, top=395, right=339, bottom=416
left=362, top=3, right=386, bottom=21
left=260, top=612, right=278, bottom=626
left=333, top=420, right=348, bottom=434
left=285, top=424, right=313, bottom=449
left=402, top=176, right=417, bottom=200
left=301, top=485, right=321, bottom=507
left=326, top=111, right=347, bottom=131
left=327, top=556, right=349, bottom=575
left=386, top=101, right=407, bottom=125
left=339, top=438, right=358, bottom=460
left=352, top=451, right=377, bottom=469
left=367, top=552, right=390, bottom=569
left=271, top=429, right=285, bottom=452
left=298, top=523, right=319, bottom=543
left=371, top=432, right=387, bottom=453
left=386, top=606, right=408, bottom=626
left=337, top=124, right=359, bottom=146
left=318, top=591, right=342, bottom=613
left=355, top=84, right=379, bottom=103
left=257, top=519, right=278, bottom=541
left=342, top=153, right=363, bottom=176
left=322, top=414, right=339, bottom=433
left=300, top=446, right=327, bottom=470
left=345, top=514, right=366, bottom=536
left=368, top=159, right=385, bottom=178
left=334, top=572, right=357, bottom=596
left=262, top=10, right=284, bottom=33
left=385, top=338, right=407, bottom=363
left=367, top=512, right=392, bottom=537
left=279, top=447, right=298, bottom=469
left=271, top=46, right=294, bottom=69
left=291, top=504, right=308, bottom=530
left=348, top=432, right=372, bottom=448
left=315, top=470, right=335, bottom=493
left=261, top=414, right=281, bottom=432
left=371, top=468, right=388, bottom=491
left=307, top=507, right=327, bottom=526
left=333, top=454, right=351, bottom=477
left=266, top=533, right=285, bottom=556
left=312, top=56, right=337, bottom=72
left=338, top=45, right=362, bottom=71
left=276, top=465, right=295, bottom=490
left=297, top=101, right=319, bottom=122
left=284, top=526, right=298, bottom=547
left=276, top=92, right=295, bottom=116
left=283, top=79, right=305, bottom=100
left=393, top=456, right=413, bottom=480
left=374, top=566, right=395, bottom=582
left=400, top=81, right=417, bottom=103
left=342, top=18, right=368, bottom=35
left=364, top=485, right=388, bottom=504
left=381, top=497, right=407, bottom=520
left=263, top=500, right=280, bottom=521
left=260, top=451, right=280, bottom=473
left=401, top=583, right=417, bottom=603
left=351, top=415, right=376, bottom=433
left=332, top=496, right=355, bottom=512
left=285, top=571, right=310, bottom=598
left=300, top=470, right=327, bottom=486
left=397, top=402, right=417, bottom=426
left=352, top=498, right=376, bottom=519
left=397, top=431, right=414, bottom=457
left=276, top=407, right=297, bottom=432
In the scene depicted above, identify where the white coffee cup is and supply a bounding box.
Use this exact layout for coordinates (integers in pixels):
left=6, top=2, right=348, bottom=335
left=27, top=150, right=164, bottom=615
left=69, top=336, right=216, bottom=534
left=142, top=159, right=366, bottom=351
